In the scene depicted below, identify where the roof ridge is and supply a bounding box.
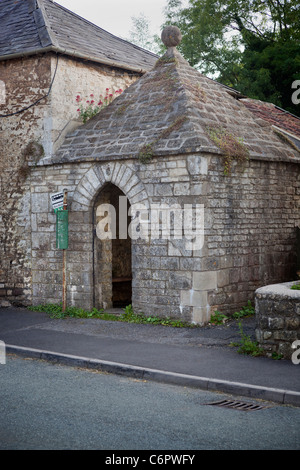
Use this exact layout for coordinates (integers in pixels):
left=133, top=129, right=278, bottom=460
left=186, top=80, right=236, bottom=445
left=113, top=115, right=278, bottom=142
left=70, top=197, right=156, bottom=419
left=32, top=0, right=55, bottom=48
left=48, top=0, right=158, bottom=58
left=146, top=51, right=216, bottom=156
left=0, top=0, right=157, bottom=71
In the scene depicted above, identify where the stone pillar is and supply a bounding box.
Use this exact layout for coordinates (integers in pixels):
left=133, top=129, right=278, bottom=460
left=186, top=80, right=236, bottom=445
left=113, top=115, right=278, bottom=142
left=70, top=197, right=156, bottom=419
left=255, top=282, right=300, bottom=359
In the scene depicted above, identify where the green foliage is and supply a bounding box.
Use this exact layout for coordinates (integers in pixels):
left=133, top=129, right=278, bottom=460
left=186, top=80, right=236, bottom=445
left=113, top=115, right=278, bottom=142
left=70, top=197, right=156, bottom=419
left=291, top=283, right=300, bottom=290
left=162, top=0, right=300, bottom=116
left=76, top=88, right=123, bottom=124
left=206, top=125, right=250, bottom=175
left=210, top=301, right=255, bottom=325
left=27, top=303, right=119, bottom=321
left=232, top=321, right=264, bottom=356
left=138, top=143, right=155, bottom=164
left=210, top=310, right=228, bottom=324
left=163, top=0, right=239, bottom=74
left=232, top=300, right=255, bottom=319
left=27, top=303, right=196, bottom=328
left=235, top=39, right=300, bottom=115
left=120, top=304, right=195, bottom=327
left=271, top=351, right=283, bottom=360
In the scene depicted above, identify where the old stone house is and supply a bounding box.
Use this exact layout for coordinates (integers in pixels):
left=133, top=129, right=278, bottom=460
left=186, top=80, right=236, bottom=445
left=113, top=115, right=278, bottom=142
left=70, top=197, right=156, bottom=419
left=11, top=25, right=297, bottom=325
left=0, top=0, right=157, bottom=306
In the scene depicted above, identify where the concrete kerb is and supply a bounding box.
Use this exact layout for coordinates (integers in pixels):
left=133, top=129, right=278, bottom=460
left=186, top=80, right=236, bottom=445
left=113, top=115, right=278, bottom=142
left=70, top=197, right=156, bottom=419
left=6, top=344, right=300, bottom=407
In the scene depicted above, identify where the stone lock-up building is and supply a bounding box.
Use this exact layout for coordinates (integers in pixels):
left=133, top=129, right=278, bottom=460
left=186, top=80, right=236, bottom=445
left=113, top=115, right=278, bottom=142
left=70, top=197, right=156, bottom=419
left=1, top=4, right=300, bottom=324
left=0, top=0, right=157, bottom=307
left=25, top=26, right=300, bottom=324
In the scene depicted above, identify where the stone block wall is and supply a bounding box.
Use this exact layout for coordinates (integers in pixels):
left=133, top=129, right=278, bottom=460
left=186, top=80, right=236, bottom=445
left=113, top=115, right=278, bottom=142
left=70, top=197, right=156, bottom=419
left=24, top=152, right=300, bottom=324
left=255, top=282, right=300, bottom=359
left=30, top=162, right=94, bottom=310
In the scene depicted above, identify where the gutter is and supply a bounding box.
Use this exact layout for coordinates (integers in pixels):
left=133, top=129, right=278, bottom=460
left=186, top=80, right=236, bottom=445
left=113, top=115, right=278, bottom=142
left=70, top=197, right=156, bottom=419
left=0, top=46, right=153, bottom=74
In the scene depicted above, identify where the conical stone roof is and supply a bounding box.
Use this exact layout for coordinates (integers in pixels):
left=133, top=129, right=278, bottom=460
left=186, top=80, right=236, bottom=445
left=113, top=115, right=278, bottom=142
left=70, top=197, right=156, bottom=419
left=40, top=29, right=300, bottom=167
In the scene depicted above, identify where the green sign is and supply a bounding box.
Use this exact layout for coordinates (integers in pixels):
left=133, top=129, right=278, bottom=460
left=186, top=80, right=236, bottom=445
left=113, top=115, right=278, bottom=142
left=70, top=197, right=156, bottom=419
left=56, top=210, right=69, bottom=249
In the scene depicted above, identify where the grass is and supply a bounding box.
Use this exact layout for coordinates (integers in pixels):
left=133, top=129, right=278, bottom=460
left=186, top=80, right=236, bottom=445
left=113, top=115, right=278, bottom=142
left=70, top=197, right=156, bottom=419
left=29, top=301, right=255, bottom=328
left=28, top=300, right=274, bottom=358
left=27, top=303, right=196, bottom=328
left=27, top=303, right=118, bottom=321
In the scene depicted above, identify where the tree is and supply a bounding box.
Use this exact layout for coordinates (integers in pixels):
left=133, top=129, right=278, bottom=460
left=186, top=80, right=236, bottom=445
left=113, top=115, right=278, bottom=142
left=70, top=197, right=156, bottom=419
left=127, top=13, right=161, bottom=54
left=163, top=0, right=300, bottom=115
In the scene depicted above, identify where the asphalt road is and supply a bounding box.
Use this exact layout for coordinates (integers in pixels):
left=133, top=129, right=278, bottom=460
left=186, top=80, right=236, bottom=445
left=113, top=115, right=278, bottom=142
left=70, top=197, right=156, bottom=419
left=0, top=355, right=299, bottom=451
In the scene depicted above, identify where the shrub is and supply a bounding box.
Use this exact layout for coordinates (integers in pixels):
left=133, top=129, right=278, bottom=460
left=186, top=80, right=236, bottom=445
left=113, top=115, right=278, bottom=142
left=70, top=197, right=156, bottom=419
left=76, top=88, right=123, bottom=123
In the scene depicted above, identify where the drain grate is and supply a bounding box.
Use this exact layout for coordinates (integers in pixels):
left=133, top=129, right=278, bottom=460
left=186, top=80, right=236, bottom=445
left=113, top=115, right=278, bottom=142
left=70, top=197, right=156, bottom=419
left=204, top=399, right=269, bottom=411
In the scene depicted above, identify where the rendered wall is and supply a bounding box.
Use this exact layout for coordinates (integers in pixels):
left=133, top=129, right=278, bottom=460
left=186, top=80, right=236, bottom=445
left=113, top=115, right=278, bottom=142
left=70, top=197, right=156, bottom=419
left=49, top=55, right=139, bottom=155
left=0, top=55, right=51, bottom=306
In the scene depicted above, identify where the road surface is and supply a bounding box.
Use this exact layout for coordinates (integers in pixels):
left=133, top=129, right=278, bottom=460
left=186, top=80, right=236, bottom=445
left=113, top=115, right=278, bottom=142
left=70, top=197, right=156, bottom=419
left=0, top=355, right=299, bottom=451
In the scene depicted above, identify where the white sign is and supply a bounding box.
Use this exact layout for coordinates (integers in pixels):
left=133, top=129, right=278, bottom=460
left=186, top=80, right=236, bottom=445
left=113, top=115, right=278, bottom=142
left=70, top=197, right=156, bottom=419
left=292, top=340, right=300, bottom=365
left=50, top=192, right=64, bottom=211
left=0, top=81, right=5, bottom=105
left=0, top=340, right=6, bottom=365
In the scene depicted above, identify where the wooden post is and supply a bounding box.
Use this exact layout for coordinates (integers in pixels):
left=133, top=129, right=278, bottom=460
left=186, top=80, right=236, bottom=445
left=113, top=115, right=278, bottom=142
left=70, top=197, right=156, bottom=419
left=62, top=190, right=68, bottom=312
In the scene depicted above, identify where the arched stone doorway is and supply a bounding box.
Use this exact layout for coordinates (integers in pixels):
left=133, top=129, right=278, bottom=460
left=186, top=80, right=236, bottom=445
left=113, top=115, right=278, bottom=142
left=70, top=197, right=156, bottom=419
left=93, top=183, right=132, bottom=310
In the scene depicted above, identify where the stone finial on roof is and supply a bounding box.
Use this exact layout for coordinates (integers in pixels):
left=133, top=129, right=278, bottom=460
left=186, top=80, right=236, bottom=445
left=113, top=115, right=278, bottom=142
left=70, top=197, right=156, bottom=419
left=161, top=26, right=182, bottom=48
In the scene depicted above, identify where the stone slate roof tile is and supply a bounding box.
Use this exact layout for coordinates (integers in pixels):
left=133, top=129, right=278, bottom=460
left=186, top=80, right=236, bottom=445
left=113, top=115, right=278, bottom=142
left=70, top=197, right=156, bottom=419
left=240, top=99, right=300, bottom=148
left=41, top=47, right=300, bottom=166
left=0, top=0, right=44, bottom=55
left=0, top=0, right=157, bottom=72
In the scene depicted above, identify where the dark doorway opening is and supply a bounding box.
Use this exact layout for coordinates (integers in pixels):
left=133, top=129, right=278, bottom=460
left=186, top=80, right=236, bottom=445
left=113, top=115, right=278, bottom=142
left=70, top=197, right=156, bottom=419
left=94, top=183, right=132, bottom=309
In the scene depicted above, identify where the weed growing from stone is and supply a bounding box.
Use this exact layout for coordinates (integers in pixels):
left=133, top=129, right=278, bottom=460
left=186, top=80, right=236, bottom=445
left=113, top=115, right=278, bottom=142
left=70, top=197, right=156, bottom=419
left=291, top=283, right=300, bottom=290
left=232, top=300, right=255, bottom=319
left=122, top=304, right=194, bottom=327
left=210, top=310, right=228, bottom=325
left=212, top=302, right=265, bottom=357
left=27, top=303, right=196, bottom=328
left=231, top=321, right=264, bottom=357
left=27, top=303, right=119, bottom=321
left=271, top=351, right=284, bottom=360
left=206, top=125, right=250, bottom=175
left=138, top=142, right=155, bottom=164
left=138, top=116, right=187, bottom=164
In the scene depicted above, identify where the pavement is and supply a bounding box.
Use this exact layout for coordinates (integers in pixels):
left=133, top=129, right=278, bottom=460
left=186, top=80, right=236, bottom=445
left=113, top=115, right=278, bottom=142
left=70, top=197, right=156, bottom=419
left=1, top=306, right=300, bottom=406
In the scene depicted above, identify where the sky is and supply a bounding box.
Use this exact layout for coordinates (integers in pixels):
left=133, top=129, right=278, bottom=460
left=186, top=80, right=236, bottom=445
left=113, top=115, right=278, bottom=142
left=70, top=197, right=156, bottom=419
left=55, top=0, right=168, bottom=39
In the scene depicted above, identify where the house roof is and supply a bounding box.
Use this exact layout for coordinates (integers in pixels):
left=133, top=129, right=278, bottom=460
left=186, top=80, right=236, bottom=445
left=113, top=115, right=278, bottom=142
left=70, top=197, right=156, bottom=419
left=240, top=98, right=300, bottom=148
left=0, top=0, right=157, bottom=72
left=38, top=37, right=300, bottom=167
